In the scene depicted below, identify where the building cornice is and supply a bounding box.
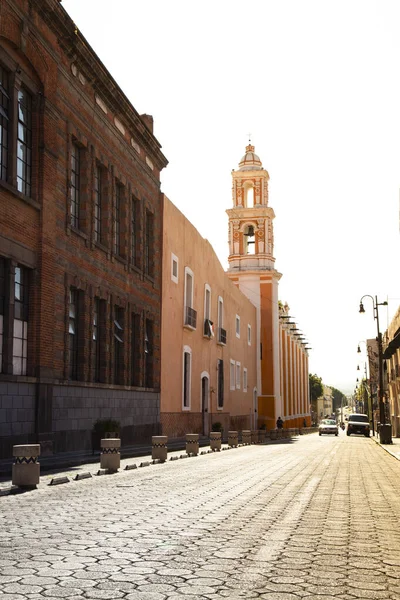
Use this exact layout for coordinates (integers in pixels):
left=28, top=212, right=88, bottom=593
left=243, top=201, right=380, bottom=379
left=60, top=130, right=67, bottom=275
left=35, top=0, right=168, bottom=171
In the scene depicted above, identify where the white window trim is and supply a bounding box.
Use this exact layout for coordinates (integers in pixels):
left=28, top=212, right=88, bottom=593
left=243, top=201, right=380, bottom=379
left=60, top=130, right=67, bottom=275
left=230, top=358, right=235, bottom=391
left=248, top=324, right=251, bottom=346
left=243, top=367, right=248, bottom=392
left=218, top=296, right=223, bottom=329
left=182, top=345, right=192, bottom=411
left=235, top=314, right=240, bottom=338
left=204, top=284, right=211, bottom=319
left=200, top=370, right=210, bottom=413
left=171, top=253, right=178, bottom=284
left=184, top=267, right=194, bottom=309
left=236, top=361, right=241, bottom=389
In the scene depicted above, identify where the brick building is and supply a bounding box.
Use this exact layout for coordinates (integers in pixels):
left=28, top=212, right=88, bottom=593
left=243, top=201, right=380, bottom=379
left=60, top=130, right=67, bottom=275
left=0, top=0, right=168, bottom=458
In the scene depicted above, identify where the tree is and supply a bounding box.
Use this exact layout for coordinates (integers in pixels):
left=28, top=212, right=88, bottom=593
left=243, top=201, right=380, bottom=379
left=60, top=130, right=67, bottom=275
left=330, top=387, right=347, bottom=412
left=309, top=373, right=323, bottom=402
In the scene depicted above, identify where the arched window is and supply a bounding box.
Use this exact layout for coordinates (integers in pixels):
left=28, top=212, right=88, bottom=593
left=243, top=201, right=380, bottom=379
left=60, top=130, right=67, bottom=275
left=244, top=225, right=255, bottom=255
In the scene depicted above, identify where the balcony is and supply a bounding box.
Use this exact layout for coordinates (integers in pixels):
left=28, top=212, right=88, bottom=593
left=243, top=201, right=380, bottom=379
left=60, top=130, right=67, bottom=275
left=184, top=306, right=197, bottom=330
left=217, top=327, right=227, bottom=345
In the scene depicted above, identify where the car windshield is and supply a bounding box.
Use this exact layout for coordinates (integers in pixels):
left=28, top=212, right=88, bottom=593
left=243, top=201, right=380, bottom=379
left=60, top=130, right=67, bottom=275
left=321, top=420, right=336, bottom=425
left=349, top=415, right=369, bottom=423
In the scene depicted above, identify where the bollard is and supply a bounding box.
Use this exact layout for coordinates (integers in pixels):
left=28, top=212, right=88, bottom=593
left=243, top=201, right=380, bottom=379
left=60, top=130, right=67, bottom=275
left=152, top=435, right=168, bottom=461
left=186, top=433, right=199, bottom=456
left=12, top=444, right=40, bottom=488
left=210, top=431, right=221, bottom=451
left=258, top=430, right=266, bottom=444
left=227, top=431, right=238, bottom=447
left=251, top=430, right=259, bottom=444
left=100, top=438, right=121, bottom=472
left=242, top=430, right=251, bottom=445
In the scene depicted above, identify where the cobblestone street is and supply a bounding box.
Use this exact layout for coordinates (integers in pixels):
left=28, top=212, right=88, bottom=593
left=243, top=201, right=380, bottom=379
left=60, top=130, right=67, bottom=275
left=1, top=433, right=400, bottom=599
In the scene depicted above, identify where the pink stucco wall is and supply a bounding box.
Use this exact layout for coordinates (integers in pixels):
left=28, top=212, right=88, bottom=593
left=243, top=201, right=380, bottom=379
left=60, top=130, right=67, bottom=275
left=161, top=196, right=257, bottom=437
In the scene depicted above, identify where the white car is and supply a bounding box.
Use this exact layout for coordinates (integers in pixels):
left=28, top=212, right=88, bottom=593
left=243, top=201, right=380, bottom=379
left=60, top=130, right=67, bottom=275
left=319, top=419, right=338, bottom=436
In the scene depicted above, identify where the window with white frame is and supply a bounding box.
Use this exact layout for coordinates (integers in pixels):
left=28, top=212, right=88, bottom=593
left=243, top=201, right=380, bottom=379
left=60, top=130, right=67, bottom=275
left=171, top=253, right=178, bottom=283
left=243, top=367, right=248, bottom=392
left=184, top=267, right=196, bottom=328
left=248, top=324, right=251, bottom=345
left=183, top=346, right=192, bottom=409
left=204, top=284, right=213, bottom=337
left=217, top=296, right=226, bottom=344
left=235, top=315, right=240, bottom=338
left=236, top=361, right=241, bottom=389
left=230, top=359, right=235, bottom=390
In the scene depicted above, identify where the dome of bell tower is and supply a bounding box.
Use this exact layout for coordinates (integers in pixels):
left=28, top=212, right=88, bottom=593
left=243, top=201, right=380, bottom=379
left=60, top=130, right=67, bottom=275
left=238, top=144, right=263, bottom=170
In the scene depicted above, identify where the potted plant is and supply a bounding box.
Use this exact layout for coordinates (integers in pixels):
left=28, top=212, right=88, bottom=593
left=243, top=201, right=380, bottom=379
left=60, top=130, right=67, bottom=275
left=91, top=419, right=121, bottom=454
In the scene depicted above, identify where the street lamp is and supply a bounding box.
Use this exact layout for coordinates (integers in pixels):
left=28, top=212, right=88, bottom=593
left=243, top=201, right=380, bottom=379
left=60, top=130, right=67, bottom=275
left=359, top=295, right=391, bottom=443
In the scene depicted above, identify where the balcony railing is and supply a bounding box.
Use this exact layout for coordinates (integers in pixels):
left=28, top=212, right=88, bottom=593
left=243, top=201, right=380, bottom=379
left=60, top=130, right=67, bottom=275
left=217, top=327, right=227, bottom=345
left=184, top=306, right=197, bottom=329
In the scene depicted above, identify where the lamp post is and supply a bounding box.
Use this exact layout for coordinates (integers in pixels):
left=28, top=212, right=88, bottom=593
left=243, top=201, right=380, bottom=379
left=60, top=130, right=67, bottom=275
left=359, top=295, right=391, bottom=444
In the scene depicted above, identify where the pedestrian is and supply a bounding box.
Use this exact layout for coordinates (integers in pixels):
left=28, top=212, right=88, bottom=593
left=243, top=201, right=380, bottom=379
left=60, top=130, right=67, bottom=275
left=276, top=416, right=283, bottom=429
left=303, top=418, right=307, bottom=428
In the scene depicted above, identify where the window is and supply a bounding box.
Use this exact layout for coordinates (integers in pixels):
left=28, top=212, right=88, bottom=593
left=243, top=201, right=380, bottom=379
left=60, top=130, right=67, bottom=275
left=114, top=305, right=124, bottom=384
left=145, top=209, right=154, bottom=277
left=204, top=284, right=213, bottom=337
left=0, top=66, right=9, bottom=183
left=245, top=225, right=255, bottom=255
left=0, top=258, right=4, bottom=373
left=70, top=143, right=80, bottom=229
left=68, top=288, right=79, bottom=380
left=144, top=318, right=153, bottom=388
left=171, top=253, right=178, bottom=283
left=243, top=367, right=248, bottom=392
left=217, top=296, right=226, bottom=344
left=184, top=267, right=197, bottom=329
left=16, top=88, right=32, bottom=196
left=183, top=346, right=192, bottom=409
left=230, top=359, right=235, bottom=390
left=114, top=183, right=121, bottom=256
left=131, top=312, right=141, bottom=386
left=217, top=359, right=224, bottom=409
left=236, top=361, right=241, bottom=389
left=12, top=266, right=29, bottom=375
left=92, top=297, right=104, bottom=382
left=94, top=165, right=103, bottom=243
left=131, top=197, right=140, bottom=266
left=248, top=324, right=252, bottom=346
left=236, top=315, right=240, bottom=338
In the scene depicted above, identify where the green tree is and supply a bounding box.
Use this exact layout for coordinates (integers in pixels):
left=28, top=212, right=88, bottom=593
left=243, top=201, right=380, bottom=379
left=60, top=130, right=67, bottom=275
left=330, top=386, right=346, bottom=412
left=309, top=373, right=323, bottom=402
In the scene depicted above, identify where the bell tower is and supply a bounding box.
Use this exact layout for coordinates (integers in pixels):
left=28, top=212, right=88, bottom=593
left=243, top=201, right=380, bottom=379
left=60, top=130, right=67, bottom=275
left=227, top=144, right=282, bottom=428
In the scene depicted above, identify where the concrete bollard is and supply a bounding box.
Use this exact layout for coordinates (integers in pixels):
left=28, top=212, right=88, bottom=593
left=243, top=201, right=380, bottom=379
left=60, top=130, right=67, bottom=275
left=241, top=430, right=251, bottom=445
left=251, top=430, right=259, bottom=444
left=228, top=431, right=238, bottom=447
left=152, top=436, right=168, bottom=461
left=210, top=431, right=221, bottom=451
left=258, top=430, right=266, bottom=443
left=12, top=444, right=40, bottom=488
left=186, top=433, right=199, bottom=456
left=100, top=438, right=121, bottom=472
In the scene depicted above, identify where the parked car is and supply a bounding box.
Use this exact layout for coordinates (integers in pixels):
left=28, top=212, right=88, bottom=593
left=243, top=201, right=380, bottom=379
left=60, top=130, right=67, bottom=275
left=347, top=414, right=370, bottom=437
left=319, top=419, right=338, bottom=436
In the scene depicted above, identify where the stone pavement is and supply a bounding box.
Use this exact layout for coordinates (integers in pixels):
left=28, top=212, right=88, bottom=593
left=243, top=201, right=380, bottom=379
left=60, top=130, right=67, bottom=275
left=1, top=433, right=400, bottom=599
left=372, top=431, right=400, bottom=461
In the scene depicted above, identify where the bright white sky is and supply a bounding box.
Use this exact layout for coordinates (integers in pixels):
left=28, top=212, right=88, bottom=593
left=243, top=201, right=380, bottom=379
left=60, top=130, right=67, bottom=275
left=63, top=0, right=400, bottom=395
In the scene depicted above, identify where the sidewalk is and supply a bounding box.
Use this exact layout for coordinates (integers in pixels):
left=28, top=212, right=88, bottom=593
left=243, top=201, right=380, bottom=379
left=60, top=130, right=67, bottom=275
left=372, top=431, right=400, bottom=460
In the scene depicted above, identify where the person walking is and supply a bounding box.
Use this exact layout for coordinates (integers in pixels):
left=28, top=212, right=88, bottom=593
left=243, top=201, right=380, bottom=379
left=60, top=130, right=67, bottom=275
left=276, top=416, right=283, bottom=429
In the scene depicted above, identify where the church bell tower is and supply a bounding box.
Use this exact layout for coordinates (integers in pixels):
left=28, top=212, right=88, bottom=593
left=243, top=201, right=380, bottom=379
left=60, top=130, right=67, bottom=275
left=227, top=144, right=282, bottom=428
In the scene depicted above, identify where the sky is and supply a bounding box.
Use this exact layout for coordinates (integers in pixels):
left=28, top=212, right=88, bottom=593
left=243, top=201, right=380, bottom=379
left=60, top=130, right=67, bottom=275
left=62, top=0, right=400, bottom=395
